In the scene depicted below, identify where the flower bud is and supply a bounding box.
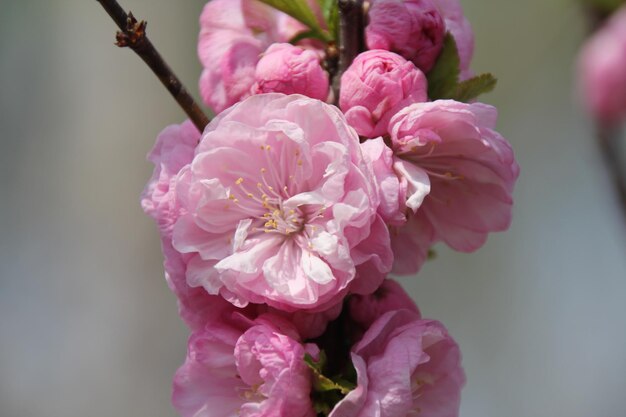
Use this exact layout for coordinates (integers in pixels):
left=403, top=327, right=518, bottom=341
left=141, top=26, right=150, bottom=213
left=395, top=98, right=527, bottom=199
left=578, top=5, right=626, bottom=125
left=252, top=43, right=329, bottom=100
left=340, top=50, right=427, bottom=137
left=366, top=0, right=445, bottom=73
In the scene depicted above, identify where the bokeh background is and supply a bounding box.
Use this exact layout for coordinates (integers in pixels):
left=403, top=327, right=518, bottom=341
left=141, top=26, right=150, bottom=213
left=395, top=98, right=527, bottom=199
left=1, top=0, right=625, bottom=416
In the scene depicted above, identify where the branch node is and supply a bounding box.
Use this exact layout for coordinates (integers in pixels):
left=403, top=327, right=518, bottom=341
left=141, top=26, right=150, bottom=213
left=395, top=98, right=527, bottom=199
left=115, top=12, right=147, bottom=48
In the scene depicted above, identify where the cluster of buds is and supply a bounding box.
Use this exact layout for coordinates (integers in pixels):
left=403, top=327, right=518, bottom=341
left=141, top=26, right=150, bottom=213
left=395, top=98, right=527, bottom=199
left=138, top=0, right=519, bottom=416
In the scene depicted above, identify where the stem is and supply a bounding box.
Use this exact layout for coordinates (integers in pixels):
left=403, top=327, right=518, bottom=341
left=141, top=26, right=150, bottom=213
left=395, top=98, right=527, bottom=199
left=333, top=0, right=366, bottom=103
left=96, top=0, right=210, bottom=132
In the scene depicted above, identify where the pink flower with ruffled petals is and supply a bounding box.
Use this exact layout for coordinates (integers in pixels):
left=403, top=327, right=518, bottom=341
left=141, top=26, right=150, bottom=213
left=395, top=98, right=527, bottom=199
left=161, top=234, right=342, bottom=336
left=329, top=310, right=465, bottom=417
left=578, top=5, right=626, bottom=125
left=253, top=43, right=329, bottom=100
left=198, top=0, right=308, bottom=113
left=172, top=94, right=392, bottom=311
left=389, top=100, right=519, bottom=273
left=340, top=50, right=428, bottom=138
left=366, top=0, right=446, bottom=73
left=173, top=313, right=317, bottom=417
left=141, top=120, right=200, bottom=238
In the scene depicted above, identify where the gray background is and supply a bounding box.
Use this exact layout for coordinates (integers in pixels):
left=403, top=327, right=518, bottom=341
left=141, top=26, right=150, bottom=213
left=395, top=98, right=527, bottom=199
left=1, top=1, right=625, bottom=416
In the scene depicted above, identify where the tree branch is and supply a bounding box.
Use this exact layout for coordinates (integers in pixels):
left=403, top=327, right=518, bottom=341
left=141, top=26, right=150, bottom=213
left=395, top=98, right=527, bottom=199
left=333, top=0, right=366, bottom=103
left=96, top=0, right=210, bottom=132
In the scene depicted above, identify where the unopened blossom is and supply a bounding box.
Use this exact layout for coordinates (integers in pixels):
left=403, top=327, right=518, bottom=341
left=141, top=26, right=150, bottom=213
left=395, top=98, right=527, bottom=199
left=198, top=0, right=309, bottom=112
left=141, top=120, right=200, bottom=238
left=172, top=94, right=392, bottom=311
left=578, top=5, right=626, bottom=125
left=253, top=43, right=329, bottom=100
left=366, top=0, right=446, bottom=73
left=389, top=100, right=519, bottom=273
left=330, top=310, right=465, bottom=417
left=173, top=314, right=317, bottom=417
left=340, top=50, right=428, bottom=137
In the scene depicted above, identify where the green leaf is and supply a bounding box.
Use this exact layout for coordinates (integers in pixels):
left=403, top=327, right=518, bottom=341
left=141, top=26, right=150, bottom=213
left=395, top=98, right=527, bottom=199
left=289, top=29, right=328, bottom=44
left=427, top=33, right=460, bottom=100
left=450, top=73, right=497, bottom=102
left=258, top=0, right=329, bottom=40
left=304, top=352, right=353, bottom=395
left=318, top=0, right=340, bottom=39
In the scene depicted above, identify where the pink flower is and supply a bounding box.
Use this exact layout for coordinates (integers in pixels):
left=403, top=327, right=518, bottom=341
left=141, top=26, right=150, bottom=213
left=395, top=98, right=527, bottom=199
left=366, top=0, right=446, bottom=73
left=360, top=138, right=408, bottom=226
left=172, top=94, right=392, bottom=311
left=348, top=279, right=421, bottom=330
left=253, top=43, right=329, bottom=100
left=198, top=0, right=307, bottom=113
left=340, top=50, right=428, bottom=138
left=330, top=310, right=465, bottom=417
left=389, top=100, right=519, bottom=273
left=578, top=5, right=626, bottom=125
left=161, top=234, right=343, bottom=337
left=432, top=0, right=475, bottom=78
left=141, top=120, right=200, bottom=238
left=173, top=313, right=317, bottom=417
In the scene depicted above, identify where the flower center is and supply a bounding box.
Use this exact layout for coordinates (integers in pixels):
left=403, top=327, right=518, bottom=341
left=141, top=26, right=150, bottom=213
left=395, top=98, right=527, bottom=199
left=262, top=206, right=304, bottom=235
left=231, top=173, right=305, bottom=237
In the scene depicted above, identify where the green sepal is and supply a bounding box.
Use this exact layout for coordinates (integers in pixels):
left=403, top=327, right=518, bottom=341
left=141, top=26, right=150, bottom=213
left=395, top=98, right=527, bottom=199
left=258, top=0, right=330, bottom=41
left=450, top=73, right=497, bottom=102
left=427, top=33, right=461, bottom=100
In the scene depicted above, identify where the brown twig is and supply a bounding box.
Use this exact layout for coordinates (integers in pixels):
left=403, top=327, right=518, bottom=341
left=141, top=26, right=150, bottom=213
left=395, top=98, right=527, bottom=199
left=332, top=0, right=366, bottom=103
left=96, top=0, right=210, bottom=132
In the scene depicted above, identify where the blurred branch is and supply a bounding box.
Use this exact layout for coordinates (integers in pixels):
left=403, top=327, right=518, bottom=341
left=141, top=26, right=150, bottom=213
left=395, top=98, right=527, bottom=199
left=96, top=0, right=210, bottom=132
left=597, top=125, right=626, bottom=225
left=584, top=7, right=626, bottom=225
left=332, top=0, right=366, bottom=103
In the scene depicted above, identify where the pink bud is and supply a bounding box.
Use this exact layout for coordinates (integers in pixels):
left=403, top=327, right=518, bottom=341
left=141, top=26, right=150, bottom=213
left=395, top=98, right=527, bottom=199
left=252, top=43, right=329, bottom=100
left=366, top=0, right=445, bottom=73
left=340, top=50, right=427, bottom=137
left=578, top=5, right=626, bottom=125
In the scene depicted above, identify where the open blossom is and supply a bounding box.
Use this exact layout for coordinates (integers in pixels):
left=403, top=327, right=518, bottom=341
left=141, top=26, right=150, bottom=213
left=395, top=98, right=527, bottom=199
left=330, top=310, right=465, bottom=417
left=162, top=235, right=341, bottom=337
left=348, top=279, right=421, bottom=331
left=340, top=50, right=428, bottom=138
left=141, top=120, right=200, bottom=238
left=366, top=0, right=445, bottom=73
left=360, top=138, right=409, bottom=226
left=198, top=0, right=309, bottom=113
left=172, top=94, right=392, bottom=311
left=253, top=43, right=329, bottom=100
left=389, top=100, right=519, bottom=273
left=173, top=314, right=317, bottom=417
left=578, top=5, right=626, bottom=125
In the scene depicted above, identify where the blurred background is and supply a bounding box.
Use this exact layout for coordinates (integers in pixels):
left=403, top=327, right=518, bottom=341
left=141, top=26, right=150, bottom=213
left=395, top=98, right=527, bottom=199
left=1, top=0, right=625, bottom=416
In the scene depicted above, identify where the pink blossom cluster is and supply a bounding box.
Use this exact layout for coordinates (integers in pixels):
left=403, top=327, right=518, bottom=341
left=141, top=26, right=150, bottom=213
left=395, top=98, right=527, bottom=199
left=140, top=1, right=519, bottom=416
